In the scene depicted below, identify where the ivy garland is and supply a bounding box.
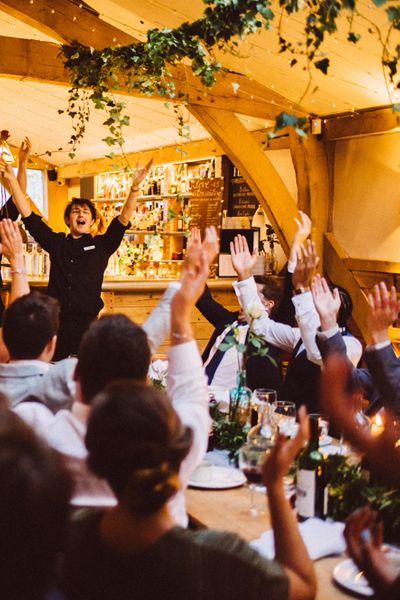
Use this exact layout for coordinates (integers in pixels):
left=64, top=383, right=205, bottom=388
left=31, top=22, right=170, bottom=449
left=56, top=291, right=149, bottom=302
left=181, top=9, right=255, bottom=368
left=60, top=0, right=400, bottom=158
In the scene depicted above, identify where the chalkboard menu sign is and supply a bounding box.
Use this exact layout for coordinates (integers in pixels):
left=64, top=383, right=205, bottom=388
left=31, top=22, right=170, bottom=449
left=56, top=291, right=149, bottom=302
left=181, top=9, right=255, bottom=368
left=189, top=178, right=224, bottom=232
left=229, top=175, right=258, bottom=217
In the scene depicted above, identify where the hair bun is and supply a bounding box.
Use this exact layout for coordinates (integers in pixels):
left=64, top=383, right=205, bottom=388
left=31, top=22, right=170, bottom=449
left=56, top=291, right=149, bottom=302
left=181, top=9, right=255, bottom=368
left=125, top=462, right=179, bottom=515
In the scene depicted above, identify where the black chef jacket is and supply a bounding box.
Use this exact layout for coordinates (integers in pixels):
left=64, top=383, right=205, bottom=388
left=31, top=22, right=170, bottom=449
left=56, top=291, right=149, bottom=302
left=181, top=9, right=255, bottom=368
left=22, top=213, right=129, bottom=317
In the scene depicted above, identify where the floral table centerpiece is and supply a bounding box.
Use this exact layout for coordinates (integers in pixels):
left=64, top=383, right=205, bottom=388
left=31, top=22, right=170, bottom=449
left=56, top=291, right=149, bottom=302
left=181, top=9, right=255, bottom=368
left=211, top=304, right=277, bottom=462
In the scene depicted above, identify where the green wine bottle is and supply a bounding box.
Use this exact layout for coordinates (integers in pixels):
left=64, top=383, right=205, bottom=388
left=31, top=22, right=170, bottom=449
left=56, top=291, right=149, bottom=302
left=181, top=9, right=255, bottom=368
left=295, top=415, right=325, bottom=521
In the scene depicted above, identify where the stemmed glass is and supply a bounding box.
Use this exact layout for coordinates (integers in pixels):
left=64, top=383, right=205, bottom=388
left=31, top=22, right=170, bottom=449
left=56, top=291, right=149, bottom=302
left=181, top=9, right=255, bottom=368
left=271, top=401, right=296, bottom=437
left=239, top=439, right=272, bottom=516
left=252, top=388, right=277, bottom=423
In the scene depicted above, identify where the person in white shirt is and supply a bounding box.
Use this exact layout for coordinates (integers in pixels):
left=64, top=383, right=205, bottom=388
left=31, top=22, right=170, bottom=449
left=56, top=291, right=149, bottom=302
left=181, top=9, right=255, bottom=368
left=230, top=230, right=361, bottom=412
left=15, top=227, right=218, bottom=527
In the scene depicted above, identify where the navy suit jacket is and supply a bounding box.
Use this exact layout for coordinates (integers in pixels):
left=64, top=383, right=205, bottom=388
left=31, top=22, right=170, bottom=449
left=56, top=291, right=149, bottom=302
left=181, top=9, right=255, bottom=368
left=316, top=331, right=382, bottom=415
left=364, top=343, right=400, bottom=416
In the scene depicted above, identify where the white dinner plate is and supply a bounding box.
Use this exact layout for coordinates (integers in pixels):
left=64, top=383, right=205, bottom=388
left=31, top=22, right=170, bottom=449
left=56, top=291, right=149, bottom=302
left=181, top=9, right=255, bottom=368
left=319, top=435, right=333, bottom=447
left=333, top=552, right=400, bottom=597
left=189, top=465, right=246, bottom=489
left=333, top=558, right=374, bottom=596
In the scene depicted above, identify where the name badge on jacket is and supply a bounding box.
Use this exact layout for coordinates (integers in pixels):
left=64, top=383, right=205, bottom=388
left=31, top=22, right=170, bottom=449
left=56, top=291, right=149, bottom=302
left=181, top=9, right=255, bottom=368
left=83, top=245, right=95, bottom=251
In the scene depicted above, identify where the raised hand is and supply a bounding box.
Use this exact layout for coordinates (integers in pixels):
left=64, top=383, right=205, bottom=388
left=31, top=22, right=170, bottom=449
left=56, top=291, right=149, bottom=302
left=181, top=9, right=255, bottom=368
left=18, top=137, right=31, bottom=163
left=290, top=211, right=312, bottom=263
left=230, top=234, right=257, bottom=280
left=129, top=158, right=154, bottom=192
left=292, top=239, right=319, bottom=290
left=311, top=274, right=340, bottom=330
left=0, top=219, right=24, bottom=264
left=262, top=406, right=309, bottom=488
left=0, top=158, right=14, bottom=180
left=187, top=226, right=218, bottom=267
left=367, top=282, right=400, bottom=345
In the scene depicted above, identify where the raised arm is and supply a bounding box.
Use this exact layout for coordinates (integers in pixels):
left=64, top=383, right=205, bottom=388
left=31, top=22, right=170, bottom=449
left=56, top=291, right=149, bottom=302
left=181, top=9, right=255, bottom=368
left=167, top=227, right=218, bottom=492
left=118, top=159, right=153, bottom=226
left=289, top=211, right=312, bottom=269
left=290, top=242, right=323, bottom=365
left=364, top=282, right=400, bottom=415
left=0, top=160, right=31, bottom=217
left=263, top=407, right=316, bottom=600
left=0, top=219, right=29, bottom=303
left=231, top=235, right=300, bottom=352
left=17, top=137, right=31, bottom=195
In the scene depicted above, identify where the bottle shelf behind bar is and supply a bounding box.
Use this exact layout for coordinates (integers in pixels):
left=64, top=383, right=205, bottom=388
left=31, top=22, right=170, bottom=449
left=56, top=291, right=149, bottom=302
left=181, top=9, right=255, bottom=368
left=96, top=157, right=222, bottom=280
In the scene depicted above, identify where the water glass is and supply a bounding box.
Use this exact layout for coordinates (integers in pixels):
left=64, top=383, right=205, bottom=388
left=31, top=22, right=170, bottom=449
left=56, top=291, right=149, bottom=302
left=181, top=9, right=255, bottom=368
left=272, top=401, right=296, bottom=437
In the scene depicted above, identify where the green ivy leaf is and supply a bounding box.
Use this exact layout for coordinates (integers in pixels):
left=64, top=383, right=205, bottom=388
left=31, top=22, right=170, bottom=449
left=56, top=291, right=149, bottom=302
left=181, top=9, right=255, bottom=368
left=347, top=32, right=361, bottom=43
left=314, top=57, right=330, bottom=74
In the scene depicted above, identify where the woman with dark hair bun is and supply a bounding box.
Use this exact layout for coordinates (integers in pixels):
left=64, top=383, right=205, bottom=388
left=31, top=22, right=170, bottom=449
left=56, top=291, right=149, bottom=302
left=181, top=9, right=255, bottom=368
left=62, top=380, right=316, bottom=600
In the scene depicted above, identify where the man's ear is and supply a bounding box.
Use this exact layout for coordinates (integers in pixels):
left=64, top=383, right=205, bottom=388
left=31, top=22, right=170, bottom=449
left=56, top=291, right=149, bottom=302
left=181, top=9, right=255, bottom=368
left=41, top=335, right=57, bottom=362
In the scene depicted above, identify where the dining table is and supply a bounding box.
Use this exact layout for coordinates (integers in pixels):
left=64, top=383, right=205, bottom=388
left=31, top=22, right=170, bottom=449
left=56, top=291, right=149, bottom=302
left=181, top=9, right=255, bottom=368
left=185, top=483, right=353, bottom=600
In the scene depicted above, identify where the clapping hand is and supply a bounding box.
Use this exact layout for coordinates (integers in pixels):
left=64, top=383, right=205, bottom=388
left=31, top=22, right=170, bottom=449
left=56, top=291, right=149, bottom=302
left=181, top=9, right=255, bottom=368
left=230, top=234, right=257, bottom=280
left=367, top=282, right=400, bottom=345
left=311, top=274, right=340, bottom=331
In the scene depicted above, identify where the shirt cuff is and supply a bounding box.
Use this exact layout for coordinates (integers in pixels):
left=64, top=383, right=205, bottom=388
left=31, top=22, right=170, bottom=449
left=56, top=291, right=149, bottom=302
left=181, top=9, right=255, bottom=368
left=365, top=340, right=391, bottom=352
left=233, top=276, right=255, bottom=293
left=291, top=290, right=314, bottom=313
left=168, top=339, right=203, bottom=370
left=287, top=259, right=296, bottom=274
left=316, top=324, right=339, bottom=339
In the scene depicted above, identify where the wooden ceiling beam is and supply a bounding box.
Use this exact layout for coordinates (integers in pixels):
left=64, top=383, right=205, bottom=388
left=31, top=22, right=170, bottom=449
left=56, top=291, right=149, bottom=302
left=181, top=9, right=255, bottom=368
left=0, top=0, right=136, bottom=47
left=0, top=36, right=306, bottom=120
left=189, top=105, right=298, bottom=255
left=0, top=37, right=67, bottom=85
left=323, top=106, right=400, bottom=140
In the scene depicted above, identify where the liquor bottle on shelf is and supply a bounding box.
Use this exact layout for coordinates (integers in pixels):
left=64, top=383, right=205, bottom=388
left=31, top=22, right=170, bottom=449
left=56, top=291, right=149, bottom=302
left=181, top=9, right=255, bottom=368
left=295, top=415, right=326, bottom=522
left=177, top=208, right=184, bottom=232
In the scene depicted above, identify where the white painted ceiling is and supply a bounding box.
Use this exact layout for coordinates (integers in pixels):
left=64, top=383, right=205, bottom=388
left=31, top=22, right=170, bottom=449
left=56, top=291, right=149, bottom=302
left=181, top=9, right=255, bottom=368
left=0, top=1, right=397, bottom=166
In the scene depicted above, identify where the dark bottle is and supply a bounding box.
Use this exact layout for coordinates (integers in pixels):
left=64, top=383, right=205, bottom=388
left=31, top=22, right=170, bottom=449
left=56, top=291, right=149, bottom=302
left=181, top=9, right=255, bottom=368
left=295, top=415, right=326, bottom=521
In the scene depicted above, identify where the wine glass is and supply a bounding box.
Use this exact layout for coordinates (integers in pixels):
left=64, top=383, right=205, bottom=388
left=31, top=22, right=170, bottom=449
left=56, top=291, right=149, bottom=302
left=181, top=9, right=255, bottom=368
left=271, top=401, right=296, bottom=437
left=252, top=388, right=277, bottom=423
left=239, top=440, right=272, bottom=516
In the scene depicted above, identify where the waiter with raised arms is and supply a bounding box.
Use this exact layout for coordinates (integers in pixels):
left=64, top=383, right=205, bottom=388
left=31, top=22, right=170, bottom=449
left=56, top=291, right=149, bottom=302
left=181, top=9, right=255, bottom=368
left=0, top=157, right=152, bottom=360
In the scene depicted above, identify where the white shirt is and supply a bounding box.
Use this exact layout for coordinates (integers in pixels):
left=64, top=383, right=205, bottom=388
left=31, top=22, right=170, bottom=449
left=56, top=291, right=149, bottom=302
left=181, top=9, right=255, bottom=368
left=203, top=321, right=247, bottom=388
left=233, top=276, right=361, bottom=366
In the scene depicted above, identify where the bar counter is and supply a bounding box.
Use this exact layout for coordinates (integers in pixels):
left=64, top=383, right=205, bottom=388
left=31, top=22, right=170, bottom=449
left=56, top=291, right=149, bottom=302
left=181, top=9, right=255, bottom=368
left=3, top=278, right=238, bottom=354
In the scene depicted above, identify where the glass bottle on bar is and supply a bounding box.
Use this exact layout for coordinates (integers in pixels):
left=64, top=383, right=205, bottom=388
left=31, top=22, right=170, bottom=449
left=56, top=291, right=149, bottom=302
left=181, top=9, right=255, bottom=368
left=295, top=415, right=325, bottom=521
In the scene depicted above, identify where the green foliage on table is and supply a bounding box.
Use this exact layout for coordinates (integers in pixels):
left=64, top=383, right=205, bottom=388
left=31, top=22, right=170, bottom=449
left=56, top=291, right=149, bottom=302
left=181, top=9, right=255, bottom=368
left=303, top=454, right=400, bottom=544
left=59, top=0, right=400, bottom=155
left=210, top=405, right=247, bottom=463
